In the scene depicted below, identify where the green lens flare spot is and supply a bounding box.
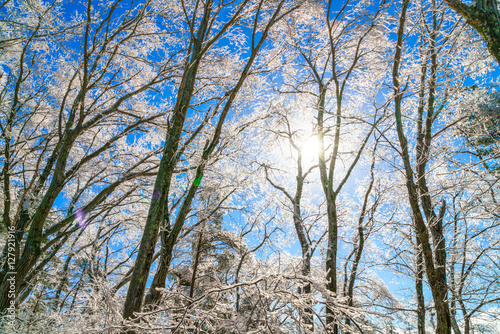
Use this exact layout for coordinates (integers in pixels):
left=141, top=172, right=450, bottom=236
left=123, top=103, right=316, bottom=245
left=193, top=176, right=202, bottom=186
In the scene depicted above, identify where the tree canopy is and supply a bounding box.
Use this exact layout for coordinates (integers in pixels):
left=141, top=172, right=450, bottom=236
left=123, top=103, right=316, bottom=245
left=0, top=0, right=499, bottom=333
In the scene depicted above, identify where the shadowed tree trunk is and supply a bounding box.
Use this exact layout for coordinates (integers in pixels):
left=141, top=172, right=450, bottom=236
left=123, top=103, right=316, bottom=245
left=344, top=141, right=378, bottom=334
left=444, top=0, right=500, bottom=65
left=415, top=237, right=426, bottom=334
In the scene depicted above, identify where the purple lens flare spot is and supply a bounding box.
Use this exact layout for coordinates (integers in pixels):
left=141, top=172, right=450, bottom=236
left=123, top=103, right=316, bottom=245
left=75, top=209, right=88, bottom=230
left=152, top=190, right=161, bottom=200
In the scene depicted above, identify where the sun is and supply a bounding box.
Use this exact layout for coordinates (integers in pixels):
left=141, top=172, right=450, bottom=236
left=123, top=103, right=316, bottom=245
left=300, top=136, right=321, bottom=166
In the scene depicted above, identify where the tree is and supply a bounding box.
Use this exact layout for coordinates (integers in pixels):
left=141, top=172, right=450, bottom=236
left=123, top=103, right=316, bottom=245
left=260, top=100, right=325, bottom=331
left=391, top=0, right=453, bottom=332
left=389, top=0, right=496, bottom=332
left=457, top=89, right=500, bottom=175
left=1, top=0, right=499, bottom=332
left=284, top=0, right=391, bottom=330
left=443, top=0, right=500, bottom=65
left=448, top=184, right=500, bottom=334
left=123, top=0, right=300, bottom=324
left=0, top=0, right=174, bottom=313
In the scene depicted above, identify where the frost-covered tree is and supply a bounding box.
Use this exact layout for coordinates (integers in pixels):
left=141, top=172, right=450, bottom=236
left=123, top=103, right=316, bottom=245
left=389, top=0, right=497, bottom=332
left=0, top=0, right=499, bottom=333
left=122, top=0, right=301, bottom=325
left=0, top=0, right=175, bottom=314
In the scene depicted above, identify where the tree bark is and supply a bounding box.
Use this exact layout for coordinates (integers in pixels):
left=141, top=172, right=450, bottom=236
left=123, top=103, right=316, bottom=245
left=416, top=237, right=426, bottom=334
left=444, top=0, right=500, bottom=65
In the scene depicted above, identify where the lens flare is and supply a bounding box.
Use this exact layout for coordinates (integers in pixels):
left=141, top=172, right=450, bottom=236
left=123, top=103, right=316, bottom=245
left=75, top=209, right=88, bottom=230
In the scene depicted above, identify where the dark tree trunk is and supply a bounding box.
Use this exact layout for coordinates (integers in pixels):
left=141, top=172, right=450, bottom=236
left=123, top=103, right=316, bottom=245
left=444, top=0, right=500, bottom=65
left=416, top=237, right=426, bottom=334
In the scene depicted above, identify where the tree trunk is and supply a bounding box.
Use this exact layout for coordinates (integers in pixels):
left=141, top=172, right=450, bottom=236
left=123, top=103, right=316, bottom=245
left=345, top=153, right=376, bottom=333
left=444, top=0, right=500, bottom=65
left=294, top=153, right=314, bottom=331
left=416, top=237, right=426, bottom=334
left=316, top=83, right=339, bottom=333
left=189, top=227, right=204, bottom=299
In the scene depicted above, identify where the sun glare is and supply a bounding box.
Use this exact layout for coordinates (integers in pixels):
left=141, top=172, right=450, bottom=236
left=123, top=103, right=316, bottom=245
left=300, top=136, right=321, bottom=165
